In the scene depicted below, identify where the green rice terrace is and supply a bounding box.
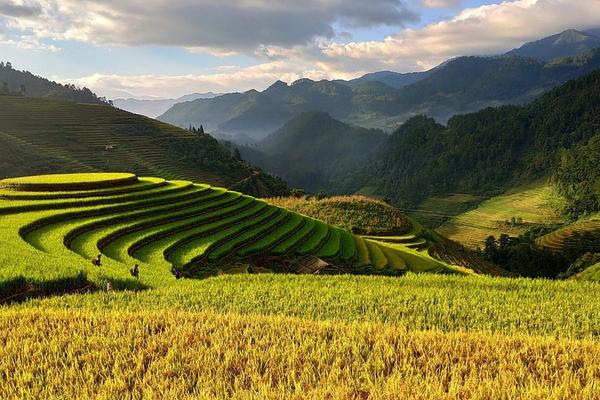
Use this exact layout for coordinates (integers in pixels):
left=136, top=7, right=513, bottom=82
left=0, top=172, right=474, bottom=300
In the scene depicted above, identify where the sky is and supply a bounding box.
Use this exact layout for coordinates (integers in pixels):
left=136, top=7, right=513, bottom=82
left=0, top=0, right=599, bottom=99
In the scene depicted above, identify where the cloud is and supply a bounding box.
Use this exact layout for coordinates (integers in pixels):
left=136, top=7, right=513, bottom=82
left=421, top=0, right=461, bottom=8
left=2, top=0, right=417, bottom=54
left=322, top=0, right=600, bottom=72
left=0, top=0, right=41, bottom=17
left=63, top=59, right=338, bottom=99
left=53, top=0, right=600, bottom=99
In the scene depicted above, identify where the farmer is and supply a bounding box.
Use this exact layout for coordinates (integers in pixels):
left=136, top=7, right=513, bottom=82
left=171, top=267, right=182, bottom=279
left=130, top=264, right=139, bottom=279
left=92, top=254, right=102, bottom=268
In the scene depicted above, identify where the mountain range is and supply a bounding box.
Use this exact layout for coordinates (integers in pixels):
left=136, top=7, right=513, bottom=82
left=158, top=29, right=600, bottom=141
left=113, top=92, right=222, bottom=118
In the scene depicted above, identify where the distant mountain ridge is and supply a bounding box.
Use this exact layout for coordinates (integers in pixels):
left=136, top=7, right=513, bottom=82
left=160, top=43, right=600, bottom=141
left=506, top=29, right=600, bottom=61
left=113, top=92, right=223, bottom=118
left=345, top=70, right=432, bottom=89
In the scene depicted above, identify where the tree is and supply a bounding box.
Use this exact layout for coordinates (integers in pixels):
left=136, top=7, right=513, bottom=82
left=199, top=125, right=205, bottom=134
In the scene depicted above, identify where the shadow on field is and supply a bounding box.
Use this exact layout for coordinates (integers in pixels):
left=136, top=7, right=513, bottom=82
left=0, top=272, right=148, bottom=304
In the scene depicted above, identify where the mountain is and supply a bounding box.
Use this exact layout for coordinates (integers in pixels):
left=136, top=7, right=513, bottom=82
left=0, top=95, right=288, bottom=197
left=350, top=69, right=600, bottom=216
left=506, top=29, right=600, bottom=61
left=1, top=61, right=108, bottom=104
left=160, top=79, right=361, bottom=140
left=113, top=92, right=222, bottom=118
left=238, top=111, right=386, bottom=192
left=159, top=37, right=600, bottom=141
left=345, top=70, right=432, bottom=89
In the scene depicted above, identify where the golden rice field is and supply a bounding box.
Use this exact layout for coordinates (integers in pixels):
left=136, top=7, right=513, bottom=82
left=2, top=308, right=600, bottom=400
left=2, top=273, right=600, bottom=399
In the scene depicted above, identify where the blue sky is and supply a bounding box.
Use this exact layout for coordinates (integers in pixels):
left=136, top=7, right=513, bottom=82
left=0, top=0, right=598, bottom=98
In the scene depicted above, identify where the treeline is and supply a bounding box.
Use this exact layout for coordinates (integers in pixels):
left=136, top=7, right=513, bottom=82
left=0, top=61, right=110, bottom=105
left=482, top=231, right=600, bottom=279
left=353, top=69, right=600, bottom=216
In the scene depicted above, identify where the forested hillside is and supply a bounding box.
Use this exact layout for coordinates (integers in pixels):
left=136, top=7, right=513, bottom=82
left=353, top=69, right=600, bottom=216
left=0, top=62, right=108, bottom=104
left=239, top=112, right=386, bottom=192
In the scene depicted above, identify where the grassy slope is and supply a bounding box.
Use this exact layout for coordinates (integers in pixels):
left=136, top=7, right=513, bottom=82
left=0, top=96, right=259, bottom=189
left=436, top=184, right=566, bottom=249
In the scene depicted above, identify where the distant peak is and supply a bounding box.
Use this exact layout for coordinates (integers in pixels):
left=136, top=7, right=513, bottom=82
left=266, top=80, right=288, bottom=91
left=291, top=78, right=315, bottom=85
left=555, top=29, right=590, bottom=43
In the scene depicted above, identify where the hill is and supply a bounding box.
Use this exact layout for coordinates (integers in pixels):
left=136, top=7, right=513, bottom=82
left=0, top=95, right=287, bottom=196
left=159, top=33, right=600, bottom=140
left=267, top=195, right=412, bottom=236
left=0, top=172, right=466, bottom=299
left=352, top=68, right=600, bottom=217
left=506, top=29, right=600, bottom=61
left=113, top=92, right=223, bottom=118
left=0, top=62, right=108, bottom=104
left=240, top=111, right=386, bottom=191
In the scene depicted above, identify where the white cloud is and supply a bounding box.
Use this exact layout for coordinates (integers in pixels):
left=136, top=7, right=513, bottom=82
left=63, top=60, right=340, bottom=99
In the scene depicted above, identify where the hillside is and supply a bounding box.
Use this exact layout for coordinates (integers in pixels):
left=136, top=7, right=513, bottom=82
left=0, top=95, right=287, bottom=196
left=159, top=33, right=600, bottom=140
left=0, top=62, right=108, bottom=104
left=267, top=195, right=505, bottom=276
left=352, top=69, right=600, bottom=216
left=240, top=111, right=386, bottom=191
left=506, top=29, right=600, bottom=61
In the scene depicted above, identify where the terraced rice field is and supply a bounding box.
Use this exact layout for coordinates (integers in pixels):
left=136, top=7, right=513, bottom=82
left=0, top=96, right=249, bottom=187
left=579, top=262, right=600, bottom=281
left=0, top=173, right=457, bottom=298
left=436, top=185, right=566, bottom=249
left=537, top=217, right=600, bottom=252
